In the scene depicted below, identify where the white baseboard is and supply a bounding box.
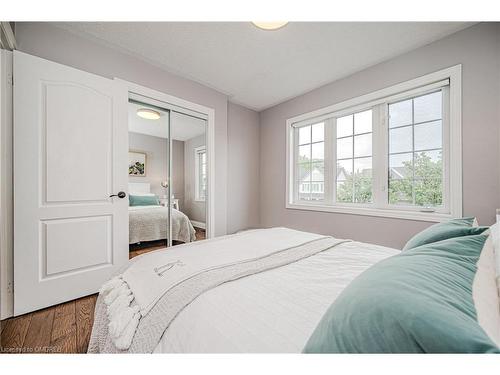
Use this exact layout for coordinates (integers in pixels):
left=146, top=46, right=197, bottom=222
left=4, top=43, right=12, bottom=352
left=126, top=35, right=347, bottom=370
left=191, top=220, right=206, bottom=230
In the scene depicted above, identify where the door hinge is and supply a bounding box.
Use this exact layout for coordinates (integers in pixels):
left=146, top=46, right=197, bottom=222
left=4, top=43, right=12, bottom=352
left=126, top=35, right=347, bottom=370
left=7, top=280, right=13, bottom=294
left=7, top=72, right=13, bottom=86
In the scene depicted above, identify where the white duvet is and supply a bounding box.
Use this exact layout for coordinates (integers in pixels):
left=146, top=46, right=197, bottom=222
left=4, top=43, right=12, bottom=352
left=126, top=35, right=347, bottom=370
left=92, top=228, right=348, bottom=352
left=152, top=236, right=399, bottom=353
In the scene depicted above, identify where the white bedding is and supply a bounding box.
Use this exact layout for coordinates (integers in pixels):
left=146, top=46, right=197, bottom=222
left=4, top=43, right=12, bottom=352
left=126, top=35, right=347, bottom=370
left=152, top=238, right=399, bottom=353
left=128, top=205, right=196, bottom=244
left=91, top=228, right=349, bottom=352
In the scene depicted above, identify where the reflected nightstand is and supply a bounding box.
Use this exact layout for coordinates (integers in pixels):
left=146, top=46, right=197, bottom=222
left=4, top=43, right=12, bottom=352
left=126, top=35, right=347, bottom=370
left=159, top=197, right=179, bottom=210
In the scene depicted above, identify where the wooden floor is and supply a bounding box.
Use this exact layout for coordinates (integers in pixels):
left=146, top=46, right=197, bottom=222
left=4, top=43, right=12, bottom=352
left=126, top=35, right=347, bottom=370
left=0, top=227, right=206, bottom=354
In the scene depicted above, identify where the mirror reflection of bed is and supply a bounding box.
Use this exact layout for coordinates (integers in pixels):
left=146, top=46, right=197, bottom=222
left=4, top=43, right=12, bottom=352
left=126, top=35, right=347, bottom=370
left=128, top=100, right=207, bottom=257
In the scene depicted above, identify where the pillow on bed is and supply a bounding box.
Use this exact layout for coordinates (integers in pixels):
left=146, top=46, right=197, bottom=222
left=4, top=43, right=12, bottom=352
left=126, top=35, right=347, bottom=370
left=472, top=230, right=500, bottom=346
left=129, top=194, right=159, bottom=206
left=402, top=217, right=488, bottom=251
left=303, top=234, right=500, bottom=353
left=488, top=222, right=500, bottom=301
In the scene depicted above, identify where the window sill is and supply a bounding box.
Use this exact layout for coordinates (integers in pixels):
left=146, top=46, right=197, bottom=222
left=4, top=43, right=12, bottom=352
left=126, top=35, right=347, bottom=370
left=285, top=202, right=454, bottom=223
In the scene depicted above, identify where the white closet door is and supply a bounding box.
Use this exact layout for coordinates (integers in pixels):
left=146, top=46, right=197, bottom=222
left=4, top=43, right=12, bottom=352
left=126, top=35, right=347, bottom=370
left=13, top=51, right=129, bottom=315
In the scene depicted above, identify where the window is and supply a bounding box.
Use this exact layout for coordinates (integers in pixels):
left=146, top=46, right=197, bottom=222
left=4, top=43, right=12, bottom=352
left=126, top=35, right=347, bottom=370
left=297, top=122, right=324, bottom=201
left=195, top=146, right=207, bottom=201
left=388, top=91, right=444, bottom=207
left=286, top=66, right=462, bottom=221
left=336, top=110, right=373, bottom=204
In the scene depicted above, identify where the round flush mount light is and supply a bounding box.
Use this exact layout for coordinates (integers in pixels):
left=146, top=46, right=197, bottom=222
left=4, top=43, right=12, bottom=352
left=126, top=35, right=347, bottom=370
left=251, top=22, right=288, bottom=31
left=136, top=108, right=161, bottom=120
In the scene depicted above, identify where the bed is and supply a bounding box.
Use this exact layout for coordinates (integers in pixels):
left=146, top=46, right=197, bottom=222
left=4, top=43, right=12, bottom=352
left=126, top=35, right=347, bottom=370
left=128, top=183, right=196, bottom=244
left=89, top=224, right=500, bottom=353
left=153, top=234, right=398, bottom=353
left=90, top=227, right=398, bottom=352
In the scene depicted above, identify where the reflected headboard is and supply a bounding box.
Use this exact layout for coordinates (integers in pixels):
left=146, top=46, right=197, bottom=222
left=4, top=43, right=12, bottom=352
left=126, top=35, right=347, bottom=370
left=128, top=182, right=151, bottom=194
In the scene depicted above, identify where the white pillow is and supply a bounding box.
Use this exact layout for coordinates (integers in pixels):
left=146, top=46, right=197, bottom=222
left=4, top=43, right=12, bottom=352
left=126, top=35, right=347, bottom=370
left=489, top=222, right=500, bottom=285
left=129, top=192, right=155, bottom=196
left=472, top=230, right=500, bottom=346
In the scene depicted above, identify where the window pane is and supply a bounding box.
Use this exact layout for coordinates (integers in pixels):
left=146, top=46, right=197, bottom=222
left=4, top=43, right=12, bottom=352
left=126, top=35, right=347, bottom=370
left=414, top=150, right=442, bottom=180
left=337, top=115, right=353, bottom=138
left=298, top=182, right=311, bottom=201
left=310, top=162, right=324, bottom=182
left=337, top=159, right=352, bottom=181
left=389, top=153, right=413, bottom=180
left=337, top=181, right=353, bottom=203
left=389, top=126, right=413, bottom=154
left=414, top=120, right=442, bottom=151
left=311, top=122, right=324, bottom=143
left=311, top=142, right=324, bottom=161
left=354, top=157, right=372, bottom=178
left=414, top=91, right=442, bottom=123
left=389, top=178, right=413, bottom=205
left=337, top=137, right=353, bottom=159
left=354, top=133, right=372, bottom=158
left=354, top=110, right=372, bottom=134
left=299, top=144, right=310, bottom=162
left=354, top=156, right=373, bottom=204
left=354, top=178, right=372, bottom=203
left=414, top=178, right=443, bottom=207
left=297, top=163, right=311, bottom=183
left=311, top=181, right=324, bottom=201
left=419, top=149, right=442, bottom=163
left=299, top=125, right=311, bottom=145
left=389, top=153, right=413, bottom=205
left=389, top=99, right=412, bottom=128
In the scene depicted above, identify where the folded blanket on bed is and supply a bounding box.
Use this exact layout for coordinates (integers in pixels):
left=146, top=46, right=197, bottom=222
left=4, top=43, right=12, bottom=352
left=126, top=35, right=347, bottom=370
left=88, top=228, right=349, bottom=353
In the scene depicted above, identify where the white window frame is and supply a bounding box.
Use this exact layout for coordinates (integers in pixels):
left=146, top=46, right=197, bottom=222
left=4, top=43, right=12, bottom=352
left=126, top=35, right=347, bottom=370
left=286, top=65, right=462, bottom=222
left=194, top=145, right=207, bottom=202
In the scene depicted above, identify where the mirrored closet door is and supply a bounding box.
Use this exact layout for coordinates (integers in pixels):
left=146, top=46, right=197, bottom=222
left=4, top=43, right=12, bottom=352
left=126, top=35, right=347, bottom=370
left=170, top=111, right=207, bottom=245
left=127, top=95, right=207, bottom=255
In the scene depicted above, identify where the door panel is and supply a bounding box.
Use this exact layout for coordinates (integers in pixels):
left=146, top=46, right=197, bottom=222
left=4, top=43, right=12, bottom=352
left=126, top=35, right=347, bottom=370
left=43, top=215, right=112, bottom=277
left=13, top=51, right=128, bottom=315
left=44, top=83, right=112, bottom=203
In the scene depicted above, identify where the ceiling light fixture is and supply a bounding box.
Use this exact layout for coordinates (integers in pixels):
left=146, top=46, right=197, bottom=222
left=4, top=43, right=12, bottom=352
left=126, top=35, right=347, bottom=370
left=252, top=22, right=288, bottom=31
left=137, top=108, right=161, bottom=120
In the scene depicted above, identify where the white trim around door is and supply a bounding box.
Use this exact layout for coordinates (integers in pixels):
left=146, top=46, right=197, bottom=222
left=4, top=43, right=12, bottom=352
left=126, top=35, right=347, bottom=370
left=0, top=49, right=13, bottom=319
left=116, top=79, right=216, bottom=239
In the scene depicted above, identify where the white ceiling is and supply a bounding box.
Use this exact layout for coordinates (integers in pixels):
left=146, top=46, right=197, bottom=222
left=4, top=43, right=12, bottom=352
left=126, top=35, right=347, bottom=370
left=56, top=22, right=474, bottom=111
left=128, top=101, right=205, bottom=141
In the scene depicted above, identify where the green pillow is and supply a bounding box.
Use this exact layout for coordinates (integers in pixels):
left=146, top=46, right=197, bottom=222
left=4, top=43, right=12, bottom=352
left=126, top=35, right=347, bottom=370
left=403, top=217, right=488, bottom=251
left=303, top=235, right=500, bottom=353
left=129, top=194, right=159, bottom=206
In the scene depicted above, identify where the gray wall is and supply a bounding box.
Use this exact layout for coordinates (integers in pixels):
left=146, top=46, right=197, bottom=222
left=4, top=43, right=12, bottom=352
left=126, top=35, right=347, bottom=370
left=184, top=134, right=206, bottom=223
left=227, top=102, right=261, bottom=233
left=259, top=23, right=500, bottom=249
left=15, top=22, right=229, bottom=236
left=14, top=22, right=500, bottom=248
left=128, top=132, right=186, bottom=210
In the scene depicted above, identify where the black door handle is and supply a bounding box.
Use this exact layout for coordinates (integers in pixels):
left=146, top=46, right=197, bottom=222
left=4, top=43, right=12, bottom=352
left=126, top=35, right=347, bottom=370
left=109, top=191, right=127, bottom=198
